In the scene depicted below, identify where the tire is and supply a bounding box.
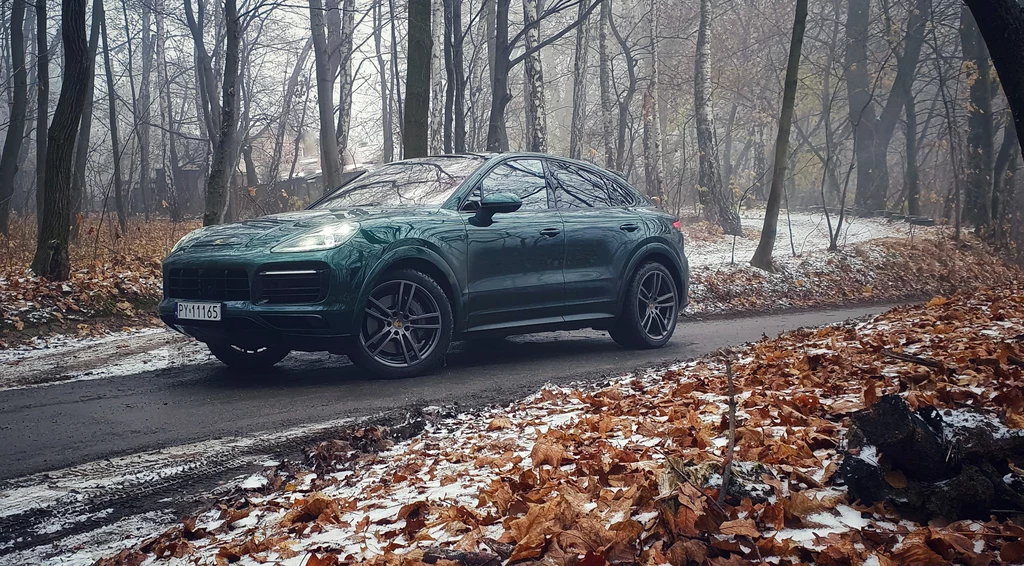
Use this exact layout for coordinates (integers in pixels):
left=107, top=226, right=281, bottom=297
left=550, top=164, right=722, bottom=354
left=208, top=343, right=289, bottom=370
left=347, top=268, right=454, bottom=379
left=610, top=262, right=679, bottom=349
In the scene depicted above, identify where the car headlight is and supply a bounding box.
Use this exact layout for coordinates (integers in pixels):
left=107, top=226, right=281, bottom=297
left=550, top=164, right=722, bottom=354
left=171, top=229, right=203, bottom=253
left=271, top=222, right=359, bottom=253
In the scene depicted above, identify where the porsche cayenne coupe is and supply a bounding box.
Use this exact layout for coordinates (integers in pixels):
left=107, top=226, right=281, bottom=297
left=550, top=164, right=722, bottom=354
left=160, top=152, right=689, bottom=378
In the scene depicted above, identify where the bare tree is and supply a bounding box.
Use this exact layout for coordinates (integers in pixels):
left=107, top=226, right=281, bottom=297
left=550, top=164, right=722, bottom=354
left=963, top=0, right=1024, bottom=158
left=522, top=0, right=547, bottom=152
left=70, top=0, right=103, bottom=240
left=694, top=0, right=740, bottom=235
left=30, top=0, right=91, bottom=279
left=100, top=1, right=127, bottom=234
left=0, top=0, right=28, bottom=235
left=960, top=7, right=994, bottom=233
left=404, top=0, right=432, bottom=157
left=35, top=0, right=49, bottom=233
left=641, top=0, right=663, bottom=203
left=202, top=0, right=242, bottom=226
left=597, top=0, right=615, bottom=169
left=568, top=1, right=589, bottom=160
left=751, top=0, right=808, bottom=270
left=310, top=0, right=344, bottom=189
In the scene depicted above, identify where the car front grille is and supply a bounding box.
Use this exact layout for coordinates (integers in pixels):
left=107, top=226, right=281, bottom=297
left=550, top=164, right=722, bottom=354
left=165, top=268, right=250, bottom=301
left=255, top=268, right=329, bottom=305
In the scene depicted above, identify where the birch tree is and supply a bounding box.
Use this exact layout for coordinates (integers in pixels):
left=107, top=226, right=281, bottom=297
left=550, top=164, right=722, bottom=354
left=694, top=0, right=741, bottom=235
left=522, top=0, right=547, bottom=152
left=597, top=0, right=615, bottom=169
left=641, top=0, right=663, bottom=204
left=568, top=0, right=589, bottom=160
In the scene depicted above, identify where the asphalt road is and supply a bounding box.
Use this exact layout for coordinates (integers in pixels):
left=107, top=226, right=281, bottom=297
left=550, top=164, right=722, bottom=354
left=0, top=304, right=892, bottom=481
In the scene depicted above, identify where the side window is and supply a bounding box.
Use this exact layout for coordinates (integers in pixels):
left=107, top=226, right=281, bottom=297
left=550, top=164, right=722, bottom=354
left=477, top=159, right=550, bottom=210
left=603, top=176, right=637, bottom=207
left=551, top=163, right=613, bottom=209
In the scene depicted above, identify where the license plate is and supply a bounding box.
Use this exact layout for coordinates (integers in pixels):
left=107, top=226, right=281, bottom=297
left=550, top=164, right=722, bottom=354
left=176, top=302, right=222, bottom=321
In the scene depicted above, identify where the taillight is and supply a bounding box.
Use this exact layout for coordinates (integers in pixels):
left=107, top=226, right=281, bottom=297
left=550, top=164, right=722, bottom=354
left=672, top=220, right=681, bottom=231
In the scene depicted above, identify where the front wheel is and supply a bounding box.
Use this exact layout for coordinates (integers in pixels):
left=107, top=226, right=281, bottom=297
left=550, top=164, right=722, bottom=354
left=610, top=262, right=679, bottom=349
left=347, top=269, right=454, bottom=379
left=208, top=343, right=290, bottom=370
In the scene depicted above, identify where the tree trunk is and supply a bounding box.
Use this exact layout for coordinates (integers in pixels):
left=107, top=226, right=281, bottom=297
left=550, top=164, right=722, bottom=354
left=137, top=0, right=153, bottom=220
left=405, top=0, right=432, bottom=157
left=452, top=0, right=466, bottom=153
left=202, top=0, right=240, bottom=226
left=430, top=0, right=445, bottom=154
left=443, top=0, right=455, bottom=153
left=694, top=0, right=740, bottom=235
left=485, top=0, right=509, bottom=152
left=70, top=0, right=102, bottom=241
left=992, top=118, right=1019, bottom=242
left=753, top=125, right=767, bottom=200
left=30, top=0, right=90, bottom=280
left=335, top=0, right=355, bottom=168
left=268, top=38, right=312, bottom=184
left=388, top=0, right=404, bottom=148
left=845, top=0, right=929, bottom=213
left=309, top=0, right=344, bottom=192
left=100, top=5, right=126, bottom=234
left=597, top=0, right=614, bottom=169
left=373, top=1, right=393, bottom=162
left=35, top=0, right=49, bottom=234
left=568, top=0, right=589, bottom=160
left=963, top=0, right=1024, bottom=159
left=608, top=8, right=635, bottom=173
left=905, top=94, right=921, bottom=216
left=641, top=0, right=663, bottom=204
left=960, top=7, right=994, bottom=234
left=522, top=0, right=547, bottom=152
left=750, top=0, right=807, bottom=271
left=0, top=0, right=28, bottom=236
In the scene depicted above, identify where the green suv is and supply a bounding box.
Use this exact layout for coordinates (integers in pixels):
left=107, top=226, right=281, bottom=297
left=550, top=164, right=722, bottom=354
left=160, top=153, right=689, bottom=378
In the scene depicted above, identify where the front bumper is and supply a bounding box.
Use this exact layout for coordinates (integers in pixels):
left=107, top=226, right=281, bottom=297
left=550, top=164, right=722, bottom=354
left=160, top=247, right=373, bottom=352
left=159, top=300, right=355, bottom=352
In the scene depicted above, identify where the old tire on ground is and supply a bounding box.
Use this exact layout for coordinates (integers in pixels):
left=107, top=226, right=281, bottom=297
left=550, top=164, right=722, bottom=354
left=347, top=268, right=454, bottom=379
left=610, top=261, right=679, bottom=349
left=208, top=343, right=290, bottom=370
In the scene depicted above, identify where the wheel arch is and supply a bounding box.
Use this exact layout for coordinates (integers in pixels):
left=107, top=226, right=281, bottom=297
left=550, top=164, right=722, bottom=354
left=356, top=245, right=464, bottom=331
left=617, top=243, right=688, bottom=314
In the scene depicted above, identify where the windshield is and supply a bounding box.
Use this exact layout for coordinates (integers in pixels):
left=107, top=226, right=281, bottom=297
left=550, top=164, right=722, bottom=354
left=313, top=157, right=485, bottom=209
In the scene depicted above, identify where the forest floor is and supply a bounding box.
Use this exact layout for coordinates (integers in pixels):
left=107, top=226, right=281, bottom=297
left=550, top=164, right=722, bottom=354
left=82, top=286, right=1024, bottom=566
left=0, top=210, right=1018, bottom=349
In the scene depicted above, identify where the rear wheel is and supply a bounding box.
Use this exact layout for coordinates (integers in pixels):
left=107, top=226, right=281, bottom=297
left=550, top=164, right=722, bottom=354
left=208, top=343, right=289, bottom=370
left=348, top=269, right=454, bottom=379
left=610, top=262, right=679, bottom=349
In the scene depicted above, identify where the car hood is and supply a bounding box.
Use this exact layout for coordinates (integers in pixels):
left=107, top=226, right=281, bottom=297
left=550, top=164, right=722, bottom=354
left=178, top=207, right=436, bottom=251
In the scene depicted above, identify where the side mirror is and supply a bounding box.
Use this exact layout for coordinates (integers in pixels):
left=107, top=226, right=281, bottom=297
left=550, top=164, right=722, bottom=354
left=479, top=193, right=522, bottom=215
left=471, top=193, right=522, bottom=225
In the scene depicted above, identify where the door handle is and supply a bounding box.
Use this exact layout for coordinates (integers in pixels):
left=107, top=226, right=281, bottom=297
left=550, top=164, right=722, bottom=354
left=619, top=223, right=640, bottom=232
left=539, top=227, right=561, bottom=237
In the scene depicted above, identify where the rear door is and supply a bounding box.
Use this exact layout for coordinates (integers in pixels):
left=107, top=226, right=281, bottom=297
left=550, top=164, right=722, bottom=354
left=463, top=158, right=565, bottom=330
left=549, top=161, right=645, bottom=320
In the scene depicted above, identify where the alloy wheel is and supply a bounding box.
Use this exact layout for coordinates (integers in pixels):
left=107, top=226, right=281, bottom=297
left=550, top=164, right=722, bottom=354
left=635, top=270, right=676, bottom=340
left=359, top=279, right=444, bottom=368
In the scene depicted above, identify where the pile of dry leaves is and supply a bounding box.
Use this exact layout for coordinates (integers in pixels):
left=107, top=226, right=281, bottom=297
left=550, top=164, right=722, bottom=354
left=0, top=217, right=199, bottom=346
left=689, top=237, right=1021, bottom=315
left=97, top=287, right=1024, bottom=566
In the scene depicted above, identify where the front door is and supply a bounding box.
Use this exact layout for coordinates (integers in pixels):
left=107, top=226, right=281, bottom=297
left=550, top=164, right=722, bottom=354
left=463, top=158, right=565, bottom=331
left=549, top=161, right=646, bottom=320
